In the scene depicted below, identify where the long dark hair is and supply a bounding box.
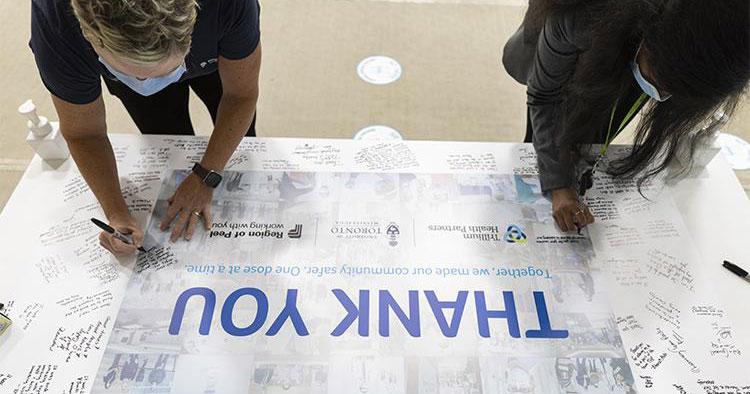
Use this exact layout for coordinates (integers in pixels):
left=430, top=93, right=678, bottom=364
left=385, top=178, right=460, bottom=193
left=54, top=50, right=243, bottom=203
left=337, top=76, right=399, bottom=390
left=527, top=0, right=749, bottom=186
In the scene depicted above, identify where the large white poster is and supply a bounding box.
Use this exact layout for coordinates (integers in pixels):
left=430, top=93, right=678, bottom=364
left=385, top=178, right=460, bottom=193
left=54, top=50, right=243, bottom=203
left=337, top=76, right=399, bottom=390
left=2, top=137, right=746, bottom=393
left=93, top=170, right=636, bottom=393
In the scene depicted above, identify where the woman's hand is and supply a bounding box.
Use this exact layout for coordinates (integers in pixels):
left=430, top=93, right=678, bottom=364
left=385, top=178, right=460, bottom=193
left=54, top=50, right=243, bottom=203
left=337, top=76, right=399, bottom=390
left=160, top=174, right=213, bottom=242
left=551, top=187, right=595, bottom=232
left=99, top=212, right=143, bottom=256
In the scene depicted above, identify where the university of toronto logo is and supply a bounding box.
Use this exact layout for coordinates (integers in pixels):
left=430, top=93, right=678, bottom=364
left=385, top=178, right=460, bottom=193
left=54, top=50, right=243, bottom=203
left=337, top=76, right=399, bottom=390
left=386, top=223, right=400, bottom=247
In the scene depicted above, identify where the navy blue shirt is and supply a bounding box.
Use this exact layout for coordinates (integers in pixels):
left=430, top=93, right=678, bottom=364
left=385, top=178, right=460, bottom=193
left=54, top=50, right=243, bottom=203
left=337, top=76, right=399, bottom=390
left=30, top=0, right=261, bottom=105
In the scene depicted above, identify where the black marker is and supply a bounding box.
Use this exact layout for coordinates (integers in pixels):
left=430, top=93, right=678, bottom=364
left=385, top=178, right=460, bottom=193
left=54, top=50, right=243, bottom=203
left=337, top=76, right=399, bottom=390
left=91, top=218, right=147, bottom=252
left=722, top=260, right=749, bottom=283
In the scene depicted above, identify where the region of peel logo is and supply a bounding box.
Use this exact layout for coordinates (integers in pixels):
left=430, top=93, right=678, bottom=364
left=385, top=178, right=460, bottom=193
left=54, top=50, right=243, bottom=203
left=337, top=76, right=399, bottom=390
left=209, top=222, right=303, bottom=240
left=288, top=224, right=303, bottom=239
left=503, top=225, right=527, bottom=244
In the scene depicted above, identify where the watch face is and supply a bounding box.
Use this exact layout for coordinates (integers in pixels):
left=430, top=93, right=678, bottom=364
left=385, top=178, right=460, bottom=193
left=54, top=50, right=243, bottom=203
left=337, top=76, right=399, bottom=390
left=204, top=172, right=222, bottom=188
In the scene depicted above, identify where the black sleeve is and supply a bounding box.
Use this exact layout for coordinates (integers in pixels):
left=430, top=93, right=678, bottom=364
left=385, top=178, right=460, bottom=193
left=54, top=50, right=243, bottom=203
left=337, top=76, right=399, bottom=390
left=29, top=2, right=101, bottom=105
left=218, top=0, right=261, bottom=60
left=527, top=9, right=584, bottom=193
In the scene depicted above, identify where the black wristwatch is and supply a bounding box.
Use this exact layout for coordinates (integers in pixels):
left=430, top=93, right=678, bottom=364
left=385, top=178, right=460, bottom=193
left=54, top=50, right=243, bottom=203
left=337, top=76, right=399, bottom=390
left=192, top=163, right=222, bottom=188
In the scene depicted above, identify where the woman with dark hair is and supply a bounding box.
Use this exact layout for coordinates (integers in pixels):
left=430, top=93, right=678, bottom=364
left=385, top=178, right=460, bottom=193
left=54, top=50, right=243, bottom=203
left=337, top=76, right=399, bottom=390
left=503, top=0, right=749, bottom=232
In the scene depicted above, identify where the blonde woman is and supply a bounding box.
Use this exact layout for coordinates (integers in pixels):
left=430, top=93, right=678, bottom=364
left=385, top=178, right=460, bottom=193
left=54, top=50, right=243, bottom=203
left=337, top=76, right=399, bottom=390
left=30, top=0, right=261, bottom=255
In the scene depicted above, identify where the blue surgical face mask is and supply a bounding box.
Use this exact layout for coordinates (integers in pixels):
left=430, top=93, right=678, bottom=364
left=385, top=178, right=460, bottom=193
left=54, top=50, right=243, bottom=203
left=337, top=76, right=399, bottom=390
left=99, top=57, right=186, bottom=97
left=631, top=45, right=671, bottom=102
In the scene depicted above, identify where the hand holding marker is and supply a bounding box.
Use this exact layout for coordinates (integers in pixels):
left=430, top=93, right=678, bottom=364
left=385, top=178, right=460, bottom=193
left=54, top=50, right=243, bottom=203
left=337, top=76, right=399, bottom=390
left=91, top=218, right=148, bottom=253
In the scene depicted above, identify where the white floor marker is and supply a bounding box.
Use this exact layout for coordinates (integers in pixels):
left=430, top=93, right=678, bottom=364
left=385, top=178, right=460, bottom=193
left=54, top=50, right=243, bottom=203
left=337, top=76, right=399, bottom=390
left=357, top=56, right=402, bottom=85
left=353, top=125, right=404, bottom=140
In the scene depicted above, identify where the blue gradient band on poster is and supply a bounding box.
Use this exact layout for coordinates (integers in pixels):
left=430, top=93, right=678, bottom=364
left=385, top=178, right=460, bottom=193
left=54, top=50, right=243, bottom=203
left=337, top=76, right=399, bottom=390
left=168, top=287, right=569, bottom=339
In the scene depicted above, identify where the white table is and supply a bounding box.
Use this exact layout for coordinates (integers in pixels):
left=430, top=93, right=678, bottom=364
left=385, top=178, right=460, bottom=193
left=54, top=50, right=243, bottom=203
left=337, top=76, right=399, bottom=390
left=0, top=134, right=748, bottom=393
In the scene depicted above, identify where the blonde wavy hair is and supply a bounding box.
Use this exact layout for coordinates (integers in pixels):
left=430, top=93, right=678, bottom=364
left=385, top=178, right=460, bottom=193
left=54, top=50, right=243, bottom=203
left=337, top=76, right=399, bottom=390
left=71, top=0, right=198, bottom=64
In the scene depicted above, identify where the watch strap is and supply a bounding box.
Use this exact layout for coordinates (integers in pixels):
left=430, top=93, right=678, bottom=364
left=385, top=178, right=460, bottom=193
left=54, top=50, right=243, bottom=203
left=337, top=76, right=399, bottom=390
left=191, top=163, right=221, bottom=188
left=192, top=162, right=209, bottom=180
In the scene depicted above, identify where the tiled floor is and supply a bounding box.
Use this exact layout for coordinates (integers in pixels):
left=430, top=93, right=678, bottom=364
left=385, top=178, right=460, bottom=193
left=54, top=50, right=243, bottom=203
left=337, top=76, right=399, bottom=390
left=0, top=0, right=747, bottom=212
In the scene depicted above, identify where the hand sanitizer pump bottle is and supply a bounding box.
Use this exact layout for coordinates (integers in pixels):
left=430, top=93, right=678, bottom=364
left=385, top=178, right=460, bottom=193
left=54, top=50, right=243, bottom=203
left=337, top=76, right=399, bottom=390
left=690, top=111, right=727, bottom=169
left=18, top=99, right=70, bottom=162
left=667, top=111, right=727, bottom=183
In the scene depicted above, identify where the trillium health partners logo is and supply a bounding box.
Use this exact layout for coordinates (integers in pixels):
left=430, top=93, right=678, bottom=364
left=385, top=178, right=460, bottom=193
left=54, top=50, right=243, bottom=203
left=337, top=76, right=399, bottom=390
left=503, top=224, right=527, bottom=244
left=427, top=223, right=527, bottom=244
left=428, top=224, right=501, bottom=242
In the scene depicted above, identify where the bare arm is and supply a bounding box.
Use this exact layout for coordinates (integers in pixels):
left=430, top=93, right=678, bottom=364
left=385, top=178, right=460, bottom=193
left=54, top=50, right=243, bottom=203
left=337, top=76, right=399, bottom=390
left=202, top=44, right=261, bottom=171
left=160, top=44, right=261, bottom=241
left=52, top=95, right=128, bottom=218
left=51, top=94, right=142, bottom=254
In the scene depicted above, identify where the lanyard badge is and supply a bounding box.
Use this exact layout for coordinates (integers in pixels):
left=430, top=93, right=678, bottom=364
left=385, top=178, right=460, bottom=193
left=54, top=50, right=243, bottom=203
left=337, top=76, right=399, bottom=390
left=578, top=92, right=649, bottom=197
left=0, top=303, right=11, bottom=337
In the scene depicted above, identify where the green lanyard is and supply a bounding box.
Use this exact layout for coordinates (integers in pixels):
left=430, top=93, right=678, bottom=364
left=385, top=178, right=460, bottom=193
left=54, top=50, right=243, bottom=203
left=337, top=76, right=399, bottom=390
left=579, top=92, right=649, bottom=197
left=599, top=92, right=649, bottom=157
